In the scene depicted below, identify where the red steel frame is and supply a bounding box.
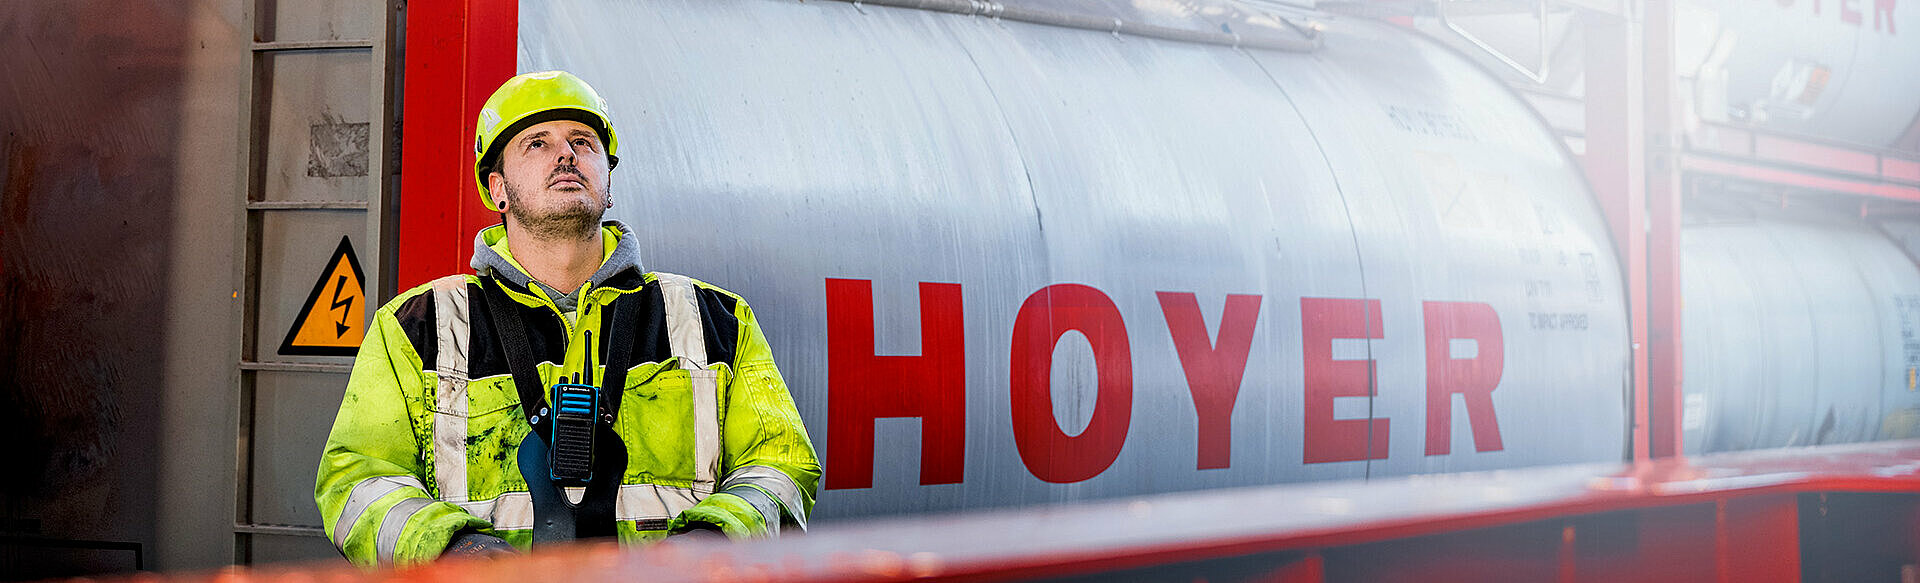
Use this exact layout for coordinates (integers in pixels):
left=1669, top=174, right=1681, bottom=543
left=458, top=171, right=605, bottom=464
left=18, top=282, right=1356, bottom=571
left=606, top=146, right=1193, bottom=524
left=1572, top=0, right=1920, bottom=463
left=1644, top=0, right=1685, bottom=459
left=1686, top=123, right=1920, bottom=201
left=1680, top=153, right=1920, bottom=203
left=116, top=440, right=1920, bottom=582
left=396, top=0, right=517, bottom=290
left=1583, top=15, right=1653, bottom=462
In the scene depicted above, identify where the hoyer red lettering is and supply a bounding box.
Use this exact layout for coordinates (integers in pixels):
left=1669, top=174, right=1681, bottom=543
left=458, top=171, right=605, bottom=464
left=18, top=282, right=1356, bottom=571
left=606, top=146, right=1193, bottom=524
left=823, top=280, right=1510, bottom=490
left=1780, top=0, right=1897, bottom=33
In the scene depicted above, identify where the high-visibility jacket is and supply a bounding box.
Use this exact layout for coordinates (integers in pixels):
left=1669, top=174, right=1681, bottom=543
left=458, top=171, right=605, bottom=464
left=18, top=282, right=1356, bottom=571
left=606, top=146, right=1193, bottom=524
left=315, top=225, right=819, bottom=567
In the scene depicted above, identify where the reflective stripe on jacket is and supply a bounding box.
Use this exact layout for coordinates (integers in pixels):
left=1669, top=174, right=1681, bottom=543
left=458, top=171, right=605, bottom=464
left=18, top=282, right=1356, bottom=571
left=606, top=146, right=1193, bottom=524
left=315, top=239, right=819, bottom=567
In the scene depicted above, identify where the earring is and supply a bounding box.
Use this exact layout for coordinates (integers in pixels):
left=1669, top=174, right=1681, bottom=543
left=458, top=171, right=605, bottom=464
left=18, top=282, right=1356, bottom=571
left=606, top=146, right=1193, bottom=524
left=605, top=197, right=614, bottom=209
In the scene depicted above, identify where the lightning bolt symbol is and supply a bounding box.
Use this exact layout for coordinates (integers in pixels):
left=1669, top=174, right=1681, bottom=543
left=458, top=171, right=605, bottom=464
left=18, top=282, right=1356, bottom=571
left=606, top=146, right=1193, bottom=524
left=330, top=275, right=354, bottom=337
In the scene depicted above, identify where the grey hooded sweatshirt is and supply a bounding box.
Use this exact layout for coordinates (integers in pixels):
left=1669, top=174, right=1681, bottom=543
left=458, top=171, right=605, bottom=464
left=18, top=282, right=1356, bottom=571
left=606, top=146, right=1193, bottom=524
left=469, top=220, right=646, bottom=316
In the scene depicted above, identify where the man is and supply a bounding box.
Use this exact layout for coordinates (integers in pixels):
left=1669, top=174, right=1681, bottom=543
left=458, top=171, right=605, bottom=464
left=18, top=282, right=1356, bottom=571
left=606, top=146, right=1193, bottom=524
left=315, top=71, right=819, bottom=567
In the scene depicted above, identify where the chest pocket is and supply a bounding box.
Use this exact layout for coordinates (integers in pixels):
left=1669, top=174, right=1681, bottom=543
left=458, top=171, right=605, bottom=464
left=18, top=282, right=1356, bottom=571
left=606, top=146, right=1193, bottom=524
left=615, top=364, right=727, bottom=488
left=653, top=273, right=725, bottom=495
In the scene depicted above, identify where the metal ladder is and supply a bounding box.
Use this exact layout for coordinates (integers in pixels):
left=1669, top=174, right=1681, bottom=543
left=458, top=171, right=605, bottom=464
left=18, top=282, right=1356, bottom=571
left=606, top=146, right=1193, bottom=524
left=231, top=0, right=400, bottom=565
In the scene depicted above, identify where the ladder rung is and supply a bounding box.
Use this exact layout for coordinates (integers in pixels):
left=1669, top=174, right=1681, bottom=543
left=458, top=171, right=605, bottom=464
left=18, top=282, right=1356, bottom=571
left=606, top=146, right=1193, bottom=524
left=251, top=39, right=374, bottom=52
left=247, top=200, right=369, bottom=211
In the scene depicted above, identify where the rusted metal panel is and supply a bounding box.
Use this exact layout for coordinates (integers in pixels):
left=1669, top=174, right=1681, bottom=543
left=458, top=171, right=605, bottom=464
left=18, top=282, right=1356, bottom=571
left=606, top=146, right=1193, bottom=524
left=0, top=0, right=197, bottom=576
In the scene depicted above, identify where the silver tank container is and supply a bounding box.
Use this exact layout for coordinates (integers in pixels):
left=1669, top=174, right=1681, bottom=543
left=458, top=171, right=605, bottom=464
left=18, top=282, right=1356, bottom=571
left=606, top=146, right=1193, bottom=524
left=1682, top=204, right=1920, bottom=453
left=519, top=0, right=1630, bottom=520
left=1678, top=0, right=1920, bottom=146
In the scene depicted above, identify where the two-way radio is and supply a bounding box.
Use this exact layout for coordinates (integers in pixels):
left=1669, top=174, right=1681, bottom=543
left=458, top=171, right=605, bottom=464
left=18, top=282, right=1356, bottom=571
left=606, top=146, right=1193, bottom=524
left=548, top=330, right=602, bottom=485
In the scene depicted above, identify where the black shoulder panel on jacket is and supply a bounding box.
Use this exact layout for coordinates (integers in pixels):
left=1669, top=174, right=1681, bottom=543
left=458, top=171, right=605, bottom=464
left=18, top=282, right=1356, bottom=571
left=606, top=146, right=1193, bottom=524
left=467, top=280, right=569, bottom=379
left=393, top=292, right=437, bottom=372
left=601, top=283, right=672, bottom=369
left=697, top=287, right=740, bottom=369
left=601, top=268, right=645, bottom=291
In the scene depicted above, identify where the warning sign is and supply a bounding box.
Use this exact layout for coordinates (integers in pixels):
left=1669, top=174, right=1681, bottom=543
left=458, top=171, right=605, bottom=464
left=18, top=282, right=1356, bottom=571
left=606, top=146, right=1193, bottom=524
left=279, top=236, right=367, bottom=356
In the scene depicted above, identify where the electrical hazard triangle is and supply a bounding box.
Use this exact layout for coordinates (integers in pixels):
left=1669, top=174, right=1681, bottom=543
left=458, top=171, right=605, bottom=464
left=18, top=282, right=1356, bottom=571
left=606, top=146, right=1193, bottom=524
left=279, top=236, right=367, bottom=356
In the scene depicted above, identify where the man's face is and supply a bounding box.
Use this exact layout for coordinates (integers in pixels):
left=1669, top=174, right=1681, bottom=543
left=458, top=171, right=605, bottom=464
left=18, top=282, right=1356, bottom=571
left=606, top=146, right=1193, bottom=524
left=489, top=119, right=612, bottom=239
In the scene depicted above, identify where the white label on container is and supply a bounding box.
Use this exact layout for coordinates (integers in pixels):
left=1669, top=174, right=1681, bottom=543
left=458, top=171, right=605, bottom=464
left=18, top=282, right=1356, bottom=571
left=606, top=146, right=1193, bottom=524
left=1683, top=393, right=1707, bottom=431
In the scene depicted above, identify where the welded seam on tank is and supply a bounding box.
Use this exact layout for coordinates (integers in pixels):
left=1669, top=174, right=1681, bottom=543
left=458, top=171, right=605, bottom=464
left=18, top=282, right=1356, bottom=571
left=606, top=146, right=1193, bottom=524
left=947, top=21, right=1048, bottom=238
left=1238, top=48, right=1382, bottom=479
left=1816, top=222, right=1899, bottom=445
left=1761, top=223, right=1825, bottom=447
left=1839, top=230, right=1891, bottom=445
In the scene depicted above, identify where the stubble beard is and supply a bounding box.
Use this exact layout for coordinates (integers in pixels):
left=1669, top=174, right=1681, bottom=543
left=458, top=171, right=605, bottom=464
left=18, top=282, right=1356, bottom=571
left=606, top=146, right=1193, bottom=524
left=503, top=169, right=605, bottom=241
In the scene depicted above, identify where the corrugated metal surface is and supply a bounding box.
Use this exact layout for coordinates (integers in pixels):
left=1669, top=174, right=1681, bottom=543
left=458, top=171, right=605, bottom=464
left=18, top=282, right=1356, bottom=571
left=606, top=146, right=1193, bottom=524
left=518, top=0, right=1628, bottom=520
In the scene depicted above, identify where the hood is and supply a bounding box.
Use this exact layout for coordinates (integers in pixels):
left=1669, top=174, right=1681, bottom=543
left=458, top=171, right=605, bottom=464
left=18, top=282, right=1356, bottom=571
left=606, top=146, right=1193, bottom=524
left=469, top=220, right=645, bottom=311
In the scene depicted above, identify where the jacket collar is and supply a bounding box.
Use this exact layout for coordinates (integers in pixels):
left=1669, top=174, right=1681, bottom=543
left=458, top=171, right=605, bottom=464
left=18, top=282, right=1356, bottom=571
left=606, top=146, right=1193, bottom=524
left=469, top=219, right=645, bottom=310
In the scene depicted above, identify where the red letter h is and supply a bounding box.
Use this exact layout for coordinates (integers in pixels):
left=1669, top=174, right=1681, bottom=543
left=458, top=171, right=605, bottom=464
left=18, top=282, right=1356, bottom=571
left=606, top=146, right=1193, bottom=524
left=825, top=279, right=966, bottom=489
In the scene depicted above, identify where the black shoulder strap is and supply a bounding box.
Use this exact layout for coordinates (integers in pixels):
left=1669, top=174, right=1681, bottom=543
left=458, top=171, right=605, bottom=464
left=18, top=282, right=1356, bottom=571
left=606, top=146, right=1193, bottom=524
left=598, top=289, right=639, bottom=422
left=479, top=276, right=552, bottom=439
left=482, top=273, right=638, bottom=544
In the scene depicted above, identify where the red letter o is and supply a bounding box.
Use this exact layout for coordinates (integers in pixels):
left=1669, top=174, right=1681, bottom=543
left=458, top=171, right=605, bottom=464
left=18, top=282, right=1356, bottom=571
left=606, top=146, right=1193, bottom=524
left=1010, top=284, right=1133, bottom=484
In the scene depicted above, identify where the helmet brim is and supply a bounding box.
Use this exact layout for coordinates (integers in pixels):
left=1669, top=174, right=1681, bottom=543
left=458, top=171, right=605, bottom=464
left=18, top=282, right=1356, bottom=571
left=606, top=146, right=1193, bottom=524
left=475, top=107, right=616, bottom=209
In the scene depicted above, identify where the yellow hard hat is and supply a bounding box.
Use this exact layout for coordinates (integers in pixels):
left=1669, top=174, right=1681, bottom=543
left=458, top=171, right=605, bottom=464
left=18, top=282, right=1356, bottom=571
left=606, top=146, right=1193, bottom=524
left=473, top=70, right=619, bottom=212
